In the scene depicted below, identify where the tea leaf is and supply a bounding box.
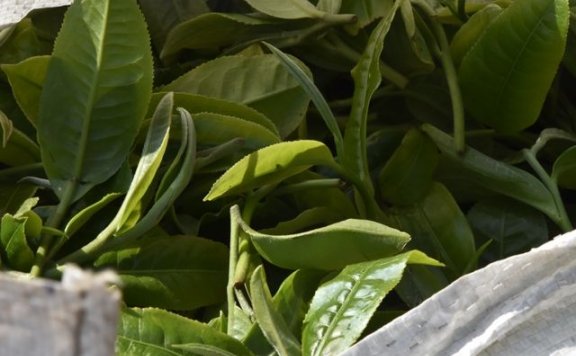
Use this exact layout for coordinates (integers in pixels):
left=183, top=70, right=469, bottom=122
left=233, top=205, right=410, bottom=270
left=117, top=308, right=252, bottom=355
left=302, top=251, right=441, bottom=356
left=552, top=145, right=576, bottom=189
left=459, top=0, right=570, bottom=132
left=37, top=0, right=153, bottom=203
left=0, top=214, right=35, bottom=271
left=244, top=0, right=326, bottom=19
left=205, top=140, right=338, bottom=201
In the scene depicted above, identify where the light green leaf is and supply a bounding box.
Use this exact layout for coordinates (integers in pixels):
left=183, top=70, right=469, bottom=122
left=232, top=205, right=410, bottom=270
left=163, top=54, right=311, bottom=137
left=302, top=250, right=441, bottom=356
left=1, top=55, right=50, bottom=125
left=0, top=214, right=35, bottom=271
left=96, top=236, right=227, bottom=310
left=249, top=265, right=302, bottom=356
left=64, top=193, right=122, bottom=237
left=552, top=145, right=576, bottom=189
left=148, top=92, right=279, bottom=138
left=114, top=92, right=173, bottom=233
left=244, top=269, right=325, bottom=355
left=37, top=0, right=153, bottom=203
left=450, top=4, right=503, bottom=65
left=244, top=0, right=326, bottom=19
left=117, top=308, right=253, bottom=356
left=343, top=1, right=403, bottom=200
left=205, top=140, right=338, bottom=201
left=423, top=124, right=561, bottom=225
left=172, top=344, right=238, bottom=356
left=459, top=0, right=570, bottom=132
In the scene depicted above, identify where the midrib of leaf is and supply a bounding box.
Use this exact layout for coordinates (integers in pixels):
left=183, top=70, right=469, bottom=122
left=311, top=263, right=402, bottom=355
left=116, top=335, right=181, bottom=356
left=491, top=0, right=555, bottom=111
left=415, top=204, right=458, bottom=272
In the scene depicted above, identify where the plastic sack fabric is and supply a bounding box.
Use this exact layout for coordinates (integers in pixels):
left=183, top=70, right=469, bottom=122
left=0, top=0, right=72, bottom=29
left=342, top=230, right=576, bottom=356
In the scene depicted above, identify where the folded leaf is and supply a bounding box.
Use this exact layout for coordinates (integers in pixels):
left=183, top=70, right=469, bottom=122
left=232, top=205, right=410, bottom=270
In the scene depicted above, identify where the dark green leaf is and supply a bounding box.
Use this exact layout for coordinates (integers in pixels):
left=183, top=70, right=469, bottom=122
left=459, top=0, right=570, bottom=132
left=1, top=55, right=49, bottom=125
left=37, top=0, right=153, bottom=202
left=467, top=198, right=548, bottom=263
left=552, top=145, right=576, bottom=189
left=423, top=124, right=561, bottom=224
left=95, top=236, right=228, bottom=310
left=0, top=111, right=40, bottom=166
left=378, top=128, right=439, bottom=205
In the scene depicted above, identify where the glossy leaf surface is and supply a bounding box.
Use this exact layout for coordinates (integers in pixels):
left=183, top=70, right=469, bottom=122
left=37, top=0, right=153, bottom=202
left=459, top=0, right=569, bottom=132
left=0, top=213, right=35, bottom=271
left=244, top=0, right=326, bottom=19
left=117, top=308, right=252, bottom=356
left=302, top=251, right=441, bottom=356
left=205, top=140, right=338, bottom=201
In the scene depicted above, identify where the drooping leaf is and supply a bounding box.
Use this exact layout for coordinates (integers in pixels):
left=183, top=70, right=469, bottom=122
left=163, top=54, right=311, bottom=137
left=148, top=92, right=279, bottom=138
left=0, top=213, right=35, bottom=271
left=112, top=93, right=172, bottom=232
left=205, top=140, right=338, bottom=201
left=64, top=193, right=122, bottom=237
left=423, top=124, right=561, bottom=225
left=343, top=1, right=403, bottom=200
left=249, top=265, right=302, bottom=356
left=458, top=0, right=570, bottom=132
left=37, top=0, right=153, bottom=203
left=95, top=236, right=228, bottom=310
left=232, top=205, right=410, bottom=270
left=467, top=198, right=549, bottom=263
left=552, top=145, right=576, bottom=189
left=244, top=269, right=326, bottom=355
left=302, top=250, right=442, bottom=356
left=1, top=55, right=50, bottom=125
left=117, top=308, right=252, bottom=356
left=378, top=128, right=439, bottom=205
left=161, top=13, right=278, bottom=60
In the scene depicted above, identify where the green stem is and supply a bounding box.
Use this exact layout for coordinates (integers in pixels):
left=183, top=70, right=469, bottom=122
left=227, top=205, right=241, bottom=336
left=522, top=149, right=573, bottom=232
left=30, top=180, right=76, bottom=277
left=430, top=16, right=466, bottom=153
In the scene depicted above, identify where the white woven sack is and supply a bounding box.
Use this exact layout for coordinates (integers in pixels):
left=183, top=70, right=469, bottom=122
left=0, top=0, right=72, bottom=29
left=342, top=230, right=576, bottom=356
